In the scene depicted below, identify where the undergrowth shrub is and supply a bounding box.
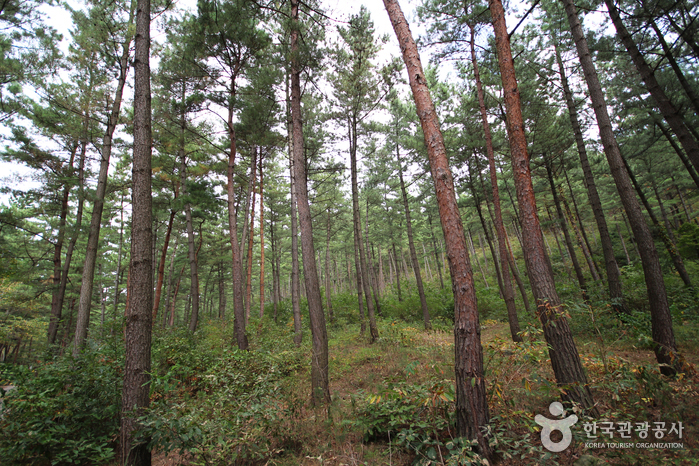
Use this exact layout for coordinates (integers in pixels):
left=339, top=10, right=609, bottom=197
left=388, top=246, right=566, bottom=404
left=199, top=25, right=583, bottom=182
left=143, top=341, right=305, bottom=465
left=0, top=348, right=122, bottom=465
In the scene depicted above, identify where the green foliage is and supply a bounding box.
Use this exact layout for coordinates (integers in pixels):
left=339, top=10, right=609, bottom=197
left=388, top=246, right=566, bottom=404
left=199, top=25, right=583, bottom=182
left=144, top=324, right=305, bottom=465
left=347, top=363, right=494, bottom=466
left=0, top=348, right=122, bottom=465
left=677, top=223, right=699, bottom=260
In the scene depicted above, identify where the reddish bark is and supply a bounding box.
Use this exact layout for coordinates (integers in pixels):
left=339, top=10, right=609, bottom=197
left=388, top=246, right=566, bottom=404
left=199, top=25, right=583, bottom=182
left=469, top=24, right=521, bottom=342
left=383, top=0, right=492, bottom=458
left=491, top=0, right=595, bottom=409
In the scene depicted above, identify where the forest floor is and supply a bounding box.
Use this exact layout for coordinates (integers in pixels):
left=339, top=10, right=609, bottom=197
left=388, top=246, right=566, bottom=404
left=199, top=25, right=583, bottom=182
left=148, top=317, right=699, bottom=466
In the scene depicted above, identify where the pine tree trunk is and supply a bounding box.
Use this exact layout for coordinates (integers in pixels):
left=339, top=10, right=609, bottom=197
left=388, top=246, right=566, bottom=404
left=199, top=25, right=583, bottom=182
left=259, top=153, right=265, bottom=319
left=384, top=0, right=492, bottom=457
left=169, top=264, right=185, bottom=328
left=182, top=153, right=200, bottom=333
left=654, top=120, right=699, bottom=190
left=226, top=81, right=248, bottom=351
left=48, top=144, right=77, bottom=345
left=218, top=263, right=226, bottom=320
left=649, top=18, right=699, bottom=118
left=288, top=107, right=302, bottom=346
left=427, top=212, right=445, bottom=289
left=392, top=242, right=403, bottom=301
left=364, top=202, right=382, bottom=316
left=269, top=217, right=278, bottom=322
left=397, top=155, right=430, bottom=328
left=291, top=0, right=329, bottom=405
left=469, top=228, right=489, bottom=288
left=73, top=7, right=135, bottom=355
left=348, top=115, right=379, bottom=341
left=470, top=25, right=521, bottom=341
left=560, top=186, right=600, bottom=281
left=114, top=192, right=126, bottom=326
left=353, top=230, right=367, bottom=334
left=562, top=166, right=602, bottom=280
left=493, top=0, right=595, bottom=409
left=605, top=0, right=699, bottom=175
left=616, top=222, right=632, bottom=265
left=245, top=157, right=257, bottom=323
left=325, top=212, right=334, bottom=322
left=547, top=159, right=589, bottom=300
left=121, top=0, right=152, bottom=460
left=153, top=208, right=175, bottom=324
left=562, top=0, right=683, bottom=374
left=622, top=155, right=693, bottom=287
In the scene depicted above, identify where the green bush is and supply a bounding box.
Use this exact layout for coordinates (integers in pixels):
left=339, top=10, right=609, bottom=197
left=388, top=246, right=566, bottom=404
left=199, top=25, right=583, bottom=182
left=0, top=349, right=122, bottom=465
left=143, top=343, right=305, bottom=465
left=347, top=364, right=493, bottom=466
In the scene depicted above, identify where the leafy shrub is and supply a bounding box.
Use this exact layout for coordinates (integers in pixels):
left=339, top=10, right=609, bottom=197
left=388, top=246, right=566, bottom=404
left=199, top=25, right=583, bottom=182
left=143, top=345, right=305, bottom=465
left=0, top=349, right=122, bottom=465
left=347, top=367, right=495, bottom=466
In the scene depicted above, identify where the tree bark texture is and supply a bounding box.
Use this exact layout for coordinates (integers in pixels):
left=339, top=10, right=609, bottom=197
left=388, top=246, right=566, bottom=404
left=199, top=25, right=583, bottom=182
left=383, top=0, right=492, bottom=458
left=470, top=25, right=521, bottom=341
left=291, top=0, right=329, bottom=405
left=492, top=0, right=595, bottom=409
left=121, top=0, right=152, bottom=462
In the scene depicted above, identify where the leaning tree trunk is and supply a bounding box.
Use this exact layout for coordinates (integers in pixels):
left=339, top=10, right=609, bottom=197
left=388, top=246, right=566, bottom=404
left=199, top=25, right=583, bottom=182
left=605, top=0, right=699, bottom=176
left=561, top=0, right=684, bottom=374
left=290, top=0, right=329, bottom=406
left=383, top=0, right=492, bottom=459
left=546, top=158, right=589, bottom=301
left=470, top=23, right=521, bottom=341
left=121, top=0, right=152, bottom=461
left=73, top=5, right=135, bottom=356
left=492, top=0, right=595, bottom=409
